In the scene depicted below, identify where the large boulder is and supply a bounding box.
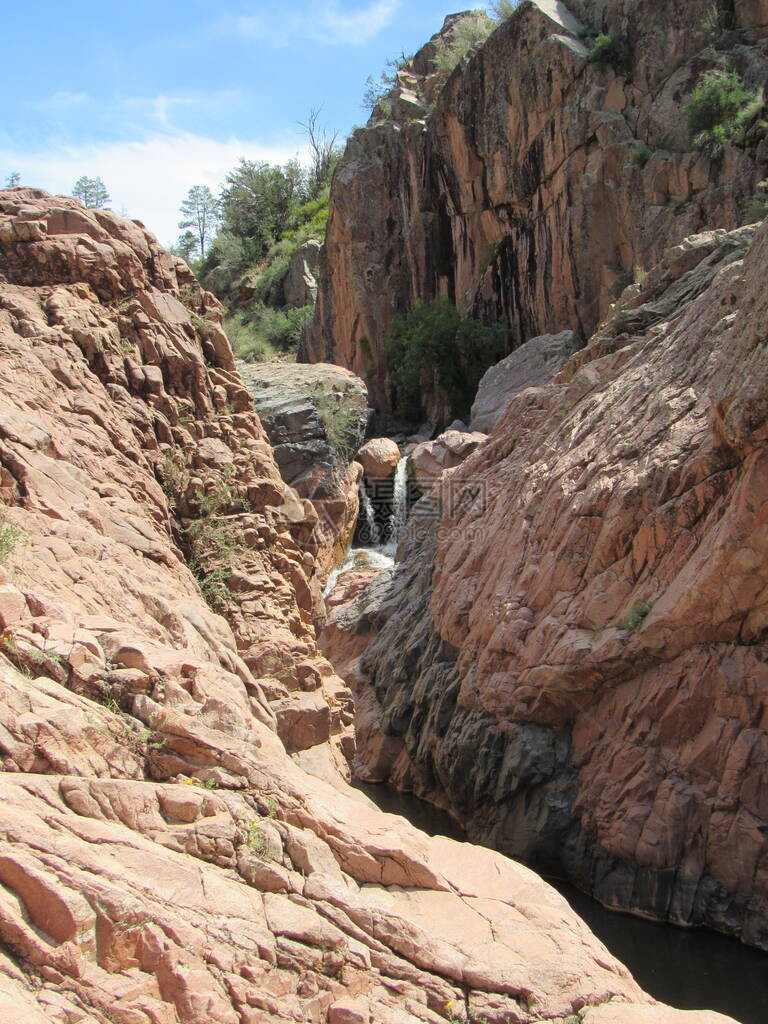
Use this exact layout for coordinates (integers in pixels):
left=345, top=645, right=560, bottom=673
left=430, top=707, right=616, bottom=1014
left=470, top=330, right=583, bottom=433
left=357, top=436, right=401, bottom=478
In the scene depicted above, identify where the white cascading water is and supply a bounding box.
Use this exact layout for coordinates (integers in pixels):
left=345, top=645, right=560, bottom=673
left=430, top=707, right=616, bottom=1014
left=358, top=480, right=380, bottom=546
left=386, top=455, right=409, bottom=553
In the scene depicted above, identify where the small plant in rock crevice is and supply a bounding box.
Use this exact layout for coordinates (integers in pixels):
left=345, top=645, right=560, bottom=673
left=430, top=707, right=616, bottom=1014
left=621, top=600, right=653, bottom=631
left=313, top=388, right=365, bottom=465
left=0, top=513, right=23, bottom=568
left=185, top=470, right=248, bottom=609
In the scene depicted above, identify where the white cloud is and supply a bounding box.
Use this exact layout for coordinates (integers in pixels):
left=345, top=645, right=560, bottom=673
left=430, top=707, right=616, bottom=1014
left=222, top=0, right=400, bottom=45
left=1, top=132, right=309, bottom=246
left=318, top=0, right=401, bottom=44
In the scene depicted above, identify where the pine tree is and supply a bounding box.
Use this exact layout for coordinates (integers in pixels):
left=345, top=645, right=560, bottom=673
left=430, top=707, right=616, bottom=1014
left=72, top=176, right=111, bottom=209
left=5, top=172, right=21, bottom=188
left=178, top=185, right=220, bottom=259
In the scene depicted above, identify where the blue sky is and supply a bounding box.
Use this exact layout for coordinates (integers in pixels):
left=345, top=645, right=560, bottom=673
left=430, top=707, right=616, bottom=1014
left=2, top=1, right=490, bottom=244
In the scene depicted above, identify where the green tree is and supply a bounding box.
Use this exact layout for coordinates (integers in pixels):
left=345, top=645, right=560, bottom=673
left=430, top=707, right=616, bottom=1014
left=178, top=185, right=220, bottom=259
left=5, top=172, right=21, bottom=187
left=386, top=298, right=507, bottom=419
left=219, top=158, right=308, bottom=261
left=172, top=230, right=199, bottom=264
left=72, top=175, right=111, bottom=208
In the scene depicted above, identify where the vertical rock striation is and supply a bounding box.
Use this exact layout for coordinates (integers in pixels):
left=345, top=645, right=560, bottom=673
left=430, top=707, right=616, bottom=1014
left=305, top=0, right=768, bottom=414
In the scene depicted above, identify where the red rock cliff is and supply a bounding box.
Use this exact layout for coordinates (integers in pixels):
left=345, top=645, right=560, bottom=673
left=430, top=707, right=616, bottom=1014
left=305, top=0, right=768, bottom=415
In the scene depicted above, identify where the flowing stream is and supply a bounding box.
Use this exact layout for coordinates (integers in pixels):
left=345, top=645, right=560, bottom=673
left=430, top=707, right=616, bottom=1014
left=353, top=781, right=768, bottom=1024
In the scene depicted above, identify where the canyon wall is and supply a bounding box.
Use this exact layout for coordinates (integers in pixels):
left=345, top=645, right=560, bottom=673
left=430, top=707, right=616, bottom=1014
left=0, top=189, right=718, bottom=1023
left=331, top=220, right=768, bottom=950
left=305, top=0, right=768, bottom=416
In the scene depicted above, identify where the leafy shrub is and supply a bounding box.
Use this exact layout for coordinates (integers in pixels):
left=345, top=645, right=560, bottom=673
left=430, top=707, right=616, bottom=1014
left=587, top=33, right=631, bottom=73
left=729, top=96, right=768, bottom=146
left=433, top=11, right=495, bottom=90
left=0, top=513, right=22, bottom=567
left=252, top=255, right=290, bottom=305
left=631, top=143, right=653, bottom=167
left=225, top=305, right=312, bottom=362
left=693, top=122, right=728, bottom=158
left=686, top=70, right=753, bottom=135
left=621, top=601, right=653, bottom=631
left=386, top=299, right=507, bottom=419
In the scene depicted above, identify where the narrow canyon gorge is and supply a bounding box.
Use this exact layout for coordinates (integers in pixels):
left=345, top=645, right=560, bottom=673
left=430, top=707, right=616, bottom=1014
left=2, top=0, right=768, bottom=1022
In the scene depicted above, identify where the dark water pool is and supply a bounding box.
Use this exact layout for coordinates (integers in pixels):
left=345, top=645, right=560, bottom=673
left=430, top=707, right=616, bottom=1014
left=353, top=781, right=768, bottom=1024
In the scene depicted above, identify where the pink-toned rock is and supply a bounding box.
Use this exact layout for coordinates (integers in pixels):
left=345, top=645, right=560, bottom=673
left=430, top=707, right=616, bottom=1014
left=357, top=437, right=401, bottom=478
left=409, top=430, right=487, bottom=494
left=0, top=189, right=737, bottom=1024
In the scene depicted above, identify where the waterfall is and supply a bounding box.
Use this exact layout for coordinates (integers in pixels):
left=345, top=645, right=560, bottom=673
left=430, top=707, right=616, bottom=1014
left=358, top=480, right=380, bottom=546
left=387, top=456, right=409, bottom=551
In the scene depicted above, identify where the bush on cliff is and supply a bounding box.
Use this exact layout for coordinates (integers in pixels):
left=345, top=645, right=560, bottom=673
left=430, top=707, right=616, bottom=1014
left=490, top=0, right=520, bottom=19
left=433, top=11, right=496, bottom=89
left=587, top=33, right=631, bottom=73
left=386, top=299, right=507, bottom=420
left=687, top=70, right=753, bottom=134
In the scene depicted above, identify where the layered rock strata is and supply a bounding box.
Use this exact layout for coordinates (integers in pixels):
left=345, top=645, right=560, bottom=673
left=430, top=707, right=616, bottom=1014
left=329, top=221, right=768, bottom=951
left=0, top=188, right=715, bottom=1023
left=305, top=0, right=768, bottom=414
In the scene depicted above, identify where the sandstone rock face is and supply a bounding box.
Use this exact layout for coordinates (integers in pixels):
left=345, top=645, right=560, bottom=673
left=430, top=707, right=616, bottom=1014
left=470, top=331, right=583, bottom=433
left=334, top=221, right=768, bottom=954
left=356, top=437, right=401, bottom=479
left=409, top=430, right=487, bottom=495
left=284, top=239, right=321, bottom=308
left=238, top=360, right=369, bottom=577
left=305, top=0, right=768, bottom=413
left=0, top=188, right=709, bottom=1023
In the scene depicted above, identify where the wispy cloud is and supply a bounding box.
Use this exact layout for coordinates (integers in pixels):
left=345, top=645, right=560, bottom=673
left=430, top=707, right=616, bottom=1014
left=319, top=0, right=400, bottom=44
left=1, top=132, right=309, bottom=245
left=222, top=0, right=401, bottom=46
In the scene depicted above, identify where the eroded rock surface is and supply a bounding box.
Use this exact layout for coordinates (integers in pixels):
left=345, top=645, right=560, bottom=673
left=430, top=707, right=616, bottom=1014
left=333, top=220, right=768, bottom=952
left=0, top=189, right=708, bottom=1023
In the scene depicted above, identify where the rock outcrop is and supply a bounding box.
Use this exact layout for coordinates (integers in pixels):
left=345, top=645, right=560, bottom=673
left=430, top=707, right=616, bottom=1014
left=0, top=188, right=716, bottom=1023
left=470, top=331, right=582, bottom=433
left=326, top=219, right=768, bottom=952
left=238, top=360, right=368, bottom=577
left=284, top=239, right=321, bottom=308
left=409, top=430, right=487, bottom=496
left=305, top=0, right=768, bottom=414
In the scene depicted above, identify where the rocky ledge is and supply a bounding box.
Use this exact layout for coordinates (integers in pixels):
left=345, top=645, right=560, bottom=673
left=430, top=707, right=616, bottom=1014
left=0, top=188, right=726, bottom=1023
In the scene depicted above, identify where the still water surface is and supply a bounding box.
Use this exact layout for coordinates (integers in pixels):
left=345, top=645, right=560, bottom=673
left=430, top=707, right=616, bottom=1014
left=353, top=781, right=768, bottom=1024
